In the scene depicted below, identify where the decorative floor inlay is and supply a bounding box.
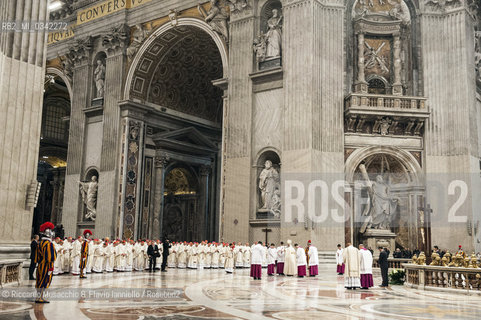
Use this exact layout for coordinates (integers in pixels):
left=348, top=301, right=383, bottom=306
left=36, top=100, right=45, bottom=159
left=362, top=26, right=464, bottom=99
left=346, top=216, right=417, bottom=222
left=3, top=265, right=481, bottom=319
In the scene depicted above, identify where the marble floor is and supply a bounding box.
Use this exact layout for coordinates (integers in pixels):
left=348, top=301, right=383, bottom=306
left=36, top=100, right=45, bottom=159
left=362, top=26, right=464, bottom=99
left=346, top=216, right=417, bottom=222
left=2, top=265, right=481, bottom=320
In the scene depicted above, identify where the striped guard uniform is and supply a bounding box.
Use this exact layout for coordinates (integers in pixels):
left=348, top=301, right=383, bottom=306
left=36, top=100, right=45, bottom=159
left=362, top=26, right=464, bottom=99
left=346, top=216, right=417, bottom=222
left=35, top=238, right=57, bottom=289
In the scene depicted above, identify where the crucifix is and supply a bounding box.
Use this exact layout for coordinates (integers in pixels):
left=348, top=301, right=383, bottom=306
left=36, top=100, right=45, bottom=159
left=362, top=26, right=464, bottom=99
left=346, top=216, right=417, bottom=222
left=262, top=228, right=272, bottom=245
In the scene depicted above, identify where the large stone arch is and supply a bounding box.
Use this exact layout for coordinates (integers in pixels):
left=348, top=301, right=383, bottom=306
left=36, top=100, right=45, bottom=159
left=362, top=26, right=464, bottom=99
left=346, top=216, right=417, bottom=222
left=46, top=67, right=73, bottom=101
left=124, top=17, right=229, bottom=102
left=345, top=145, right=423, bottom=185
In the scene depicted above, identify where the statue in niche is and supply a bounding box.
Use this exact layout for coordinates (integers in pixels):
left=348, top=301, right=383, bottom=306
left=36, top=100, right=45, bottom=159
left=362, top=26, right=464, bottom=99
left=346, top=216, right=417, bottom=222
left=258, top=160, right=281, bottom=217
left=253, top=8, right=283, bottom=63
left=359, top=164, right=399, bottom=233
left=265, top=9, right=283, bottom=58
left=198, top=0, right=229, bottom=42
left=94, top=59, right=105, bottom=98
left=79, top=176, right=98, bottom=221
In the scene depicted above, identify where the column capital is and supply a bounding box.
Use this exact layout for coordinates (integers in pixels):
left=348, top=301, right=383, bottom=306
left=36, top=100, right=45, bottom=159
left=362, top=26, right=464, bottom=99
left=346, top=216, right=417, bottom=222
left=154, top=153, right=170, bottom=168
left=102, top=23, right=130, bottom=57
left=68, top=36, right=93, bottom=68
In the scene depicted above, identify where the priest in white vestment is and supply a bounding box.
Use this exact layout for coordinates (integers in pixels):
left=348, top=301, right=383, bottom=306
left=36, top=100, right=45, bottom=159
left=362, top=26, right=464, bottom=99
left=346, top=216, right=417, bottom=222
left=62, top=238, right=72, bottom=273
left=250, top=241, right=264, bottom=279
left=267, top=244, right=277, bottom=275
left=177, top=243, right=187, bottom=268
left=224, top=243, right=235, bottom=273
left=86, top=239, right=96, bottom=273
left=284, top=240, right=297, bottom=276
left=104, top=241, right=114, bottom=272
left=342, top=243, right=361, bottom=289
left=92, top=240, right=104, bottom=273
left=53, top=238, right=63, bottom=275
left=187, top=243, right=199, bottom=269
left=336, top=244, right=345, bottom=275
left=295, top=244, right=307, bottom=277
left=71, top=237, right=82, bottom=275
left=235, top=243, right=244, bottom=268
left=359, top=244, right=374, bottom=289
left=307, top=241, right=319, bottom=277
left=243, top=243, right=251, bottom=268
left=211, top=243, right=220, bottom=269
left=276, top=242, right=285, bottom=275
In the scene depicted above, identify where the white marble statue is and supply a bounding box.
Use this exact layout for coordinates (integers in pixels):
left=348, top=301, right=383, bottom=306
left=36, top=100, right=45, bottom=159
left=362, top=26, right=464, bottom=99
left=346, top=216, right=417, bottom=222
left=94, top=59, right=105, bottom=98
left=127, top=24, right=150, bottom=61
left=259, top=160, right=281, bottom=216
left=362, top=174, right=399, bottom=232
left=198, top=0, right=229, bottom=42
left=79, top=176, right=98, bottom=221
left=265, top=9, right=282, bottom=59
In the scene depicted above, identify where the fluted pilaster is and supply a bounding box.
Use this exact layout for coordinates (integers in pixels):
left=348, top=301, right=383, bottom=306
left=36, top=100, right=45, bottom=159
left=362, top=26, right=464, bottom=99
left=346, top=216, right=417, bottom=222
left=0, top=0, right=48, bottom=247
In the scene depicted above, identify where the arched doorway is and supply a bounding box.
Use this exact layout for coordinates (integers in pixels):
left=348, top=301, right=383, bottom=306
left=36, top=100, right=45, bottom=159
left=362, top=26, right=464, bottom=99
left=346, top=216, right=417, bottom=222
left=33, top=70, right=71, bottom=236
left=345, top=146, right=426, bottom=253
left=121, top=19, right=227, bottom=241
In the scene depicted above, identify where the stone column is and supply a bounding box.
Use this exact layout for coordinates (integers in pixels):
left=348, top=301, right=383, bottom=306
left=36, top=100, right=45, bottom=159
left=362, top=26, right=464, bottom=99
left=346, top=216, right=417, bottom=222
left=392, top=33, right=402, bottom=95
left=62, top=37, right=93, bottom=237
left=281, top=0, right=345, bottom=250
left=50, top=170, right=60, bottom=225
left=152, top=154, right=169, bottom=239
left=96, top=24, right=129, bottom=239
left=354, top=31, right=368, bottom=93
left=199, top=165, right=212, bottom=240
left=0, top=0, right=49, bottom=260
left=221, top=6, right=255, bottom=242
left=421, top=3, right=479, bottom=252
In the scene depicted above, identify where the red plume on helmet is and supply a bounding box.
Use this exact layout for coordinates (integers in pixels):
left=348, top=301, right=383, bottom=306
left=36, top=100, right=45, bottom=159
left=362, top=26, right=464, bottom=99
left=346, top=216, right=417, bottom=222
left=40, top=222, right=55, bottom=232
left=83, top=229, right=93, bottom=236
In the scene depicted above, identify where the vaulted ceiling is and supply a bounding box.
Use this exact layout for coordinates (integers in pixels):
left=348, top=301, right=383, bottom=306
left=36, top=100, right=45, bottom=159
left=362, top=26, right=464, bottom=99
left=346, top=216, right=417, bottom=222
left=129, top=25, right=223, bottom=123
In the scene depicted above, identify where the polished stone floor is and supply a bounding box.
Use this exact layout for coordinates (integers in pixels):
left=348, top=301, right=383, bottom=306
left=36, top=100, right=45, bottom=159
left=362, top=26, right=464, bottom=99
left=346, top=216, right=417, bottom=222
left=2, top=264, right=481, bottom=320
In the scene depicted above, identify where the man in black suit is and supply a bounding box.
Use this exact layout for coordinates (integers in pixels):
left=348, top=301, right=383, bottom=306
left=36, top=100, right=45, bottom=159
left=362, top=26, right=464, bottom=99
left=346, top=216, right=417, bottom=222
left=29, top=235, right=39, bottom=280
left=147, top=240, right=160, bottom=272
left=378, top=247, right=389, bottom=287
left=161, top=237, right=171, bottom=272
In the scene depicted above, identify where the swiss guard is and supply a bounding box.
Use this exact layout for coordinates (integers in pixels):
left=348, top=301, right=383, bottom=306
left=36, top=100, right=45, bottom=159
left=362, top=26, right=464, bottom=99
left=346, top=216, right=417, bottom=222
left=35, top=222, right=57, bottom=303
left=79, top=229, right=92, bottom=278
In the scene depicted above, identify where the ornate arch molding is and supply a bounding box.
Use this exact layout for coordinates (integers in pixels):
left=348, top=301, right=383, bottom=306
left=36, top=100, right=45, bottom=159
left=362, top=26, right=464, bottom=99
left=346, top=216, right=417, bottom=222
left=345, top=146, right=423, bottom=184
left=46, top=67, right=73, bottom=101
left=123, top=17, right=229, bottom=101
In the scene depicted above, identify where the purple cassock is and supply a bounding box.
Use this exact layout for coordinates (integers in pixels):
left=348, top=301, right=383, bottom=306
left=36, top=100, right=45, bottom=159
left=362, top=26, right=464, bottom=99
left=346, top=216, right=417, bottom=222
left=337, top=263, right=345, bottom=274
left=267, top=264, right=275, bottom=275
left=277, top=262, right=284, bottom=274
left=360, top=274, right=374, bottom=288
left=309, top=265, right=318, bottom=276
left=250, top=264, right=262, bottom=278
left=297, top=265, right=307, bottom=277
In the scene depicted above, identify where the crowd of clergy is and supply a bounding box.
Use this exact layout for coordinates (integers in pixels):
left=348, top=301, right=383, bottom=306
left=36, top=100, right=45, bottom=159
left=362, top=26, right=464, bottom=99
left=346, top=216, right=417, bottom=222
left=48, top=236, right=320, bottom=277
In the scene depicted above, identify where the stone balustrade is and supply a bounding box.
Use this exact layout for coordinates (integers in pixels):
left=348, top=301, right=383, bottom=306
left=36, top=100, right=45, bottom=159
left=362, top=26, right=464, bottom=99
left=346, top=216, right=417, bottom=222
left=373, top=258, right=411, bottom=269
left=0, top=260, right=23, bottom=287
left=345, top=93, right=427, bottom=111
left=403, top=264, right=481, bottom=292
left=344, top=93, right=429, bottom=135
